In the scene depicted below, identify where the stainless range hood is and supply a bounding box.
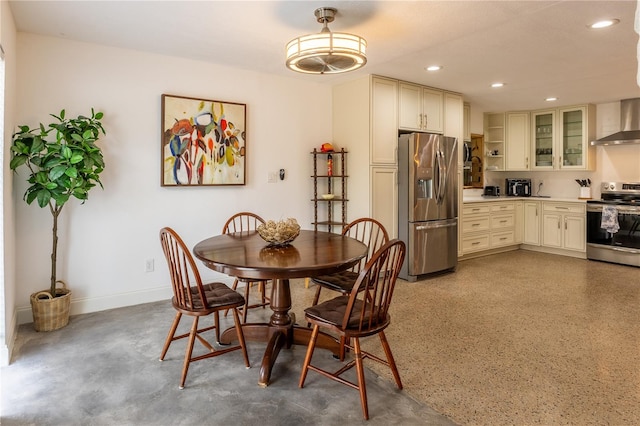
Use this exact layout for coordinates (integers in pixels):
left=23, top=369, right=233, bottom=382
left=591, top=98, right=640, bottom=146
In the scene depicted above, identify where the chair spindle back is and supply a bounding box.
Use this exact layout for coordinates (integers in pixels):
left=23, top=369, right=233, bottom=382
left=342, top=239, right=405, bottom=332
left=342, top=218, right=389, bottom=274
left=160, top=227, right=208, bottom=311
left=222, top=212, right=265, bottom=234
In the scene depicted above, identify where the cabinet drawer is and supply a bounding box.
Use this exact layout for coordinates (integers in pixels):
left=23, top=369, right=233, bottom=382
left=491, top=214, right=514, bottom=229
left=462, top=234, right=490, bottom=252
left=463, top=204, right=490, bottom=215
left=491, top=230, right=515, bottom=247
left=543, top=202, right=585, bottom=214
left=462, top=217, right=490, bottom=233
left=491, top=202, right=515, bottom=213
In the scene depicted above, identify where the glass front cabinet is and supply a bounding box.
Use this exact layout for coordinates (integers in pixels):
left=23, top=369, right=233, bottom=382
left=532, top=110, right=555, bottom=170
left=531, top=105, right=595, bottom=171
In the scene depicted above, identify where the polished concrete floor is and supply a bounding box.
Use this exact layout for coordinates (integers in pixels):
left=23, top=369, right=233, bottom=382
left=1, top=286, right=453, bottom=425
left=3, top=250, right=640, bottom=425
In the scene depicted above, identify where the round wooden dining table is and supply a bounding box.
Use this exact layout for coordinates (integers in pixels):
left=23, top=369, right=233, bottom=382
left=193, top=229, right=367, bottom=386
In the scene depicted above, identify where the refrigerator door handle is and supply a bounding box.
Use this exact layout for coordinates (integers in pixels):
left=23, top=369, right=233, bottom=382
left=436, top=150, right=446, bottom=203
left=415, top=219, right=458, bottom=231
left=415, top=221, right=457, bottom=231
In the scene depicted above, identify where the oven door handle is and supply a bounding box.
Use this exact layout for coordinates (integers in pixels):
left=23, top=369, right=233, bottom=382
left=588, top=243, right=640, bottom=255
left=611, top=246, right=640, bottom=254
left=587, top=204, right=640, bottom=213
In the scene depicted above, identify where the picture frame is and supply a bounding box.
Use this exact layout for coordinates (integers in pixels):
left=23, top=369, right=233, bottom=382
left=161, top=94, right=246, bottom=186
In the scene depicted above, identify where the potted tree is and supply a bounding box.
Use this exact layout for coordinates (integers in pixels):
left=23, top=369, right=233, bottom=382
left=10, top=109, right=106, bottom=331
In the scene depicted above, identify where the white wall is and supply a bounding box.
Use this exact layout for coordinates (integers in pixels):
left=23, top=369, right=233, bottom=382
left=1, top=0, right=18, bottom=365
left=13, top=33, right=334, bottom=324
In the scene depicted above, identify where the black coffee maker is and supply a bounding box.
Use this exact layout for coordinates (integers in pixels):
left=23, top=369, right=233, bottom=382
left=505, top=178, right=532, bottom=196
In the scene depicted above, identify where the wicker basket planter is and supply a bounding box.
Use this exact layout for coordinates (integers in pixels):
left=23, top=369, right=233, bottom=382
left=30, top=281, right=71, bottom=332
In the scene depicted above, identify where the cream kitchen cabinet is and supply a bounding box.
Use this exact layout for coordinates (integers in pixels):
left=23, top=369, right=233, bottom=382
left=531, top=109, right=555, bottom=169
left=483, top=113, right=505, bottom=171
left=371, top=76, right=399, bottom=164
left=398, top=82, right=443, bottom=133
left=371, top=166, right=398, bottom=239
left=505, top=112, right=530, bottom=171
left=542, top=202, right=586, bottom=252
left=531, top=105, right=595, bottom=171
left=462, top=201, right=517, bottom=255
left=558, top=105, right=595, bottom=170
left=463, top=102, right=471, bottom=142
left=522, top=201, right=541, bottom=246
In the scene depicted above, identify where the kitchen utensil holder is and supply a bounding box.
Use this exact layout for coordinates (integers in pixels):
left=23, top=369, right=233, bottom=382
left=579, top=187, right=591, bottom=199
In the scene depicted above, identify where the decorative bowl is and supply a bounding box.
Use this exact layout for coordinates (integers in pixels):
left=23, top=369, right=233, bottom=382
left=257, top=218, right=301, bottom=246
left=321, top=194, right=335, bottom=200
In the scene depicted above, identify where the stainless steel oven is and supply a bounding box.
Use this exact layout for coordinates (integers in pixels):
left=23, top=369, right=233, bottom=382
left=586, top=182, right=640, bottom=267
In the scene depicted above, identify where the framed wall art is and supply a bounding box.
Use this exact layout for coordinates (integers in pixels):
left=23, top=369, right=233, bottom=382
left=161, top=94, right=246, bottom=186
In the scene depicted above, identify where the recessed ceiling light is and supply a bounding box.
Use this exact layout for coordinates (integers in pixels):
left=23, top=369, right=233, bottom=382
left=425, top=65, right=442, bottom=72
left=545, top=97, right=558, bottom=102
left=589, top=19, right=620, bottom=29
left=491, top=82, right=504, bottom=88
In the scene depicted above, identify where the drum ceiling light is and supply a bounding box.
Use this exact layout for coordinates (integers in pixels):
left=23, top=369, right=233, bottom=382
left=286, top=7, right=367, bottom=75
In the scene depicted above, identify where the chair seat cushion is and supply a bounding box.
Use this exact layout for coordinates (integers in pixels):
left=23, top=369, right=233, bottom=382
left=179, top=282, right=245, bottom=310
left=305, top=296, right=386, bottom=329
left=312, top=271, right=359, bottom=294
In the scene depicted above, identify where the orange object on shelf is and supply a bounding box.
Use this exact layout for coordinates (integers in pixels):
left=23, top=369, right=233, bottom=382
left=321, top=142, right=334, bottom=152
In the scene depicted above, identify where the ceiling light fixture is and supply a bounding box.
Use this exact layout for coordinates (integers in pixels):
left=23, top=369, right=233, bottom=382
left=426, top=65, right=442, bottom=72
left=491, top=82, right=505, bottom=88
left=285, top=7, right=367, bottom=74
left=545, top=97, right=558, bottom=102
left=589, top=19, right=620, bottom=29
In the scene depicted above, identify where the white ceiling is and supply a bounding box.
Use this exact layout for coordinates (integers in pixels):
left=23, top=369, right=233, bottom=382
left=8, top=0, right=640, bottom=112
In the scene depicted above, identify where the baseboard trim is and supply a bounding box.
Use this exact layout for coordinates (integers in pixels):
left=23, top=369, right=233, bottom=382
left=1, top=309, right=17, bottom=367
left=15, top=276, right=238, bottom=326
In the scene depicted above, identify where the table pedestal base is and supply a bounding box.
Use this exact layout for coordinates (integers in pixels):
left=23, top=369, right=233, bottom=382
left=220, top=322, right=341, bottom=386
left=219, top=278, right=340, bottom=386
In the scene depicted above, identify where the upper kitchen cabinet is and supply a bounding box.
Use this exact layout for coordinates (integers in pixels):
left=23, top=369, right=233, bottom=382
left=463, top=102, right=471, bottom=142
left=483, top=112, right=505, bottom=171
left=531, top=105, right=595, bottom=171
left=531, top=109, right=556, bottom=169
left=398, top=82, right=443, bottom=133
left=505, top=112, right=530, bottom=171
left=371, top=77, right=399, bottom=164
left=559, top=105, right=595, bottom=170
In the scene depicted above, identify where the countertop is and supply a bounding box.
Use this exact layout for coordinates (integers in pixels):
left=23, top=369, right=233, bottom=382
left=463, top=195, right=589, bottom=204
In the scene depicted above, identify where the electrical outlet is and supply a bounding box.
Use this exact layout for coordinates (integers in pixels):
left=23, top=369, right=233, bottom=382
left=145, top=258, right=154, bottom=273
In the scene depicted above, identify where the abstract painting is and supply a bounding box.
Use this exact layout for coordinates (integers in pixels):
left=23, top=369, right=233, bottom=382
left=161, top=94, right=246, bottom=186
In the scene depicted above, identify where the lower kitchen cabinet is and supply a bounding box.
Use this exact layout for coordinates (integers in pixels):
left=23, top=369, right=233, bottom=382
left=523, top=201, right=541, bottom=245
left=461, top=201, right=517, bottom=255
left=461, top=199, right=586, bottom=259
left=541, top=202, right=586, bottom=252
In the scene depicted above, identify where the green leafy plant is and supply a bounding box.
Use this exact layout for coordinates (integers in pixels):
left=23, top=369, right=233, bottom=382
left=10, top=109, right=106, bottom=297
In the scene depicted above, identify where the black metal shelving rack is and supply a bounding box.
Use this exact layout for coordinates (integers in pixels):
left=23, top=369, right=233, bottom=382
left=311, top=148, right=348, bottom=233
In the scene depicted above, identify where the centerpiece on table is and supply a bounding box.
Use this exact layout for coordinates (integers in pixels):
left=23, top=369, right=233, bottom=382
left=257, top=218, right=300, bottom=246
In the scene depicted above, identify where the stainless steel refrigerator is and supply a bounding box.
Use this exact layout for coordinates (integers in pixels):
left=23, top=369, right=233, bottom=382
left=398, top=132, right=458, bottom=281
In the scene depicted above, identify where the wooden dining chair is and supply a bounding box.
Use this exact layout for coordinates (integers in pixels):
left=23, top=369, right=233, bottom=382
left=299, top=239, right=406, bottom=420
left=310, top=217, right=389, bottom=307
left=309, top=218, right=389, bottom=357
left=222, top=212, right=271, bottom=322
left=159, top=227, right=250, bottom=389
